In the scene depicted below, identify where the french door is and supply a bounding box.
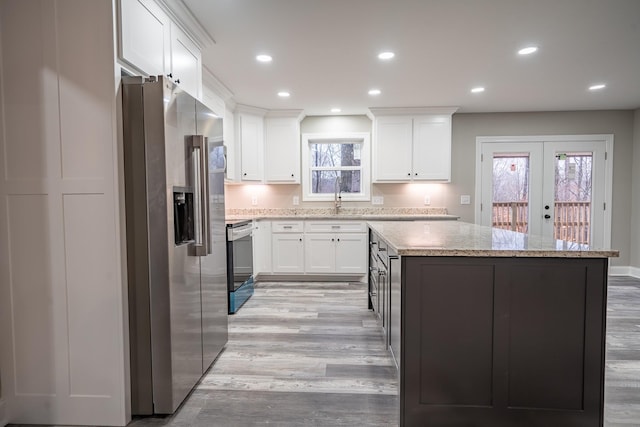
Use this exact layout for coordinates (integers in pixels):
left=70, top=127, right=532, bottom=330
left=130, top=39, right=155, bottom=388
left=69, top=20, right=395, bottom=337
left=478, top=136, right=612, bottom=248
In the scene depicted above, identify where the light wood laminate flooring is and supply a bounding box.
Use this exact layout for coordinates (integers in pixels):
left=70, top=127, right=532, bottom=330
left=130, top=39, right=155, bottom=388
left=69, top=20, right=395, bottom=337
left=131, top=281, right=398, bottom=427
left=9, top=277, right=640, bottom=426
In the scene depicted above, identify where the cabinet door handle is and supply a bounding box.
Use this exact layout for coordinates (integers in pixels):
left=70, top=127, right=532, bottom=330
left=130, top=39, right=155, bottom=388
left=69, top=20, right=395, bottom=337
left=407, top=172, right=411, bottom=176
left=243, top=172, right=247, bottom=176
left=175, top=78, right=181, bottom=84
left=414, top=173, right=418, bottom=176
left=283, top=225, right=293, bottom=229
left=337, top=238, right=340, bottom=242
left=299, top=238, right=302, bottom=242
left=291, top=173, right=294, bottom=177
left=167, top=73, right=173, bottom=78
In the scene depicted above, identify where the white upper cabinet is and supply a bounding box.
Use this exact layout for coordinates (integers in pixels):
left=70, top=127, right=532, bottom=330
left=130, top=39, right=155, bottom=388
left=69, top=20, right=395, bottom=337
left=373, top=116, right=413, bottom=181
left=264, top=111, right=304, bottom=183
left=119, top=0, right=202, bottom=99
left=412, top=115, right=453, bottom=180
left=236, top=107, right=266, bottom=182
left=370, top=107, right=458, bottom=182
left=169, top=22, right=202, bottom=99
left=120, top=0, right=171, bottom=77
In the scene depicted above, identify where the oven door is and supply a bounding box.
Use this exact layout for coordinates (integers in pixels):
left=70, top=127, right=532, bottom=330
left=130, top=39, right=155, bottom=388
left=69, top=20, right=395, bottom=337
left=227, top=224, right=254, bottom=292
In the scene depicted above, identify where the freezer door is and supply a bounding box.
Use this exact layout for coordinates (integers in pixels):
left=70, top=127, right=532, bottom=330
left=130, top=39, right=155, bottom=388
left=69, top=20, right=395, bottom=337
left=154, top=81, right=204, bottom=413
left=196, top=101, right=229, bottom=371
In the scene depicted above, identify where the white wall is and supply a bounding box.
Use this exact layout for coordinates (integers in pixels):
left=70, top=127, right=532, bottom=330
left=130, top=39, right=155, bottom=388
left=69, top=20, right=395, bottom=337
left=0, top=1, right=128, bottom=425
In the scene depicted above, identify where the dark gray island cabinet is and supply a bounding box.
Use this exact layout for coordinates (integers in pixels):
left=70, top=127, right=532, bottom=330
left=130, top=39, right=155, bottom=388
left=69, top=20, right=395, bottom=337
left=367, top=221, right=619, bottom=427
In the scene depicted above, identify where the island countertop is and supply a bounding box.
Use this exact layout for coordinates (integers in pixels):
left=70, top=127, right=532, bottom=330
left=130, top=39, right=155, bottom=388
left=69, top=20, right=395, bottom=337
left=367, top=220, right=619, bottom=258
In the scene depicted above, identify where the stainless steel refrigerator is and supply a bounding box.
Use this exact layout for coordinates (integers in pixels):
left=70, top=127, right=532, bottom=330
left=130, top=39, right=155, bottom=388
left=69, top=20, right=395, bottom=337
left=122, top=76, right=228, bottom=415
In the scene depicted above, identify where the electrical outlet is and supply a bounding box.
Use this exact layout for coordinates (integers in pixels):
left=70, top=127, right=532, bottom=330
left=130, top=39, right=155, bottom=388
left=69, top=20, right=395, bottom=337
left=424, top=195, right=431, bottom=205
left=251, top=195, right=258, bottom=206
left=292, top=196, right=299, bottom=205
left=460, top=195, right=471, bottom=205
left=372, top=196, right=384, bottom=205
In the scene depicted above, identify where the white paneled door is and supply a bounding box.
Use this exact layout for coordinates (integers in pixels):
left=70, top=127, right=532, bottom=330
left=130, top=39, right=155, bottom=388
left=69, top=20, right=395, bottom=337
left=478, top=136, right=612, bottom=248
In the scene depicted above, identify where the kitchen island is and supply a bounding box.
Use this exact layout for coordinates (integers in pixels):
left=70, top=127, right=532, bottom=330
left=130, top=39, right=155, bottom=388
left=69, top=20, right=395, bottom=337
left=367, top=221, right=619, bottom=427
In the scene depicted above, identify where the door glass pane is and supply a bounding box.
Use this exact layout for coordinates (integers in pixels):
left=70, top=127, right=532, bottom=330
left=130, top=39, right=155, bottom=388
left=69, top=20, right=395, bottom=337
left=492, top=154, right=530, bottom=233
left=554, top=152, right=592, bottom=244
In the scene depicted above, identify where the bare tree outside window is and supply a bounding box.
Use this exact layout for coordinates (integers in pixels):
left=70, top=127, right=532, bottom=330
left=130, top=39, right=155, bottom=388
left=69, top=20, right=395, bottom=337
left=310, top=142, right=362, bottom=194
left=492, top=155, right=530, bottom=232
left=555, top=153, right=592, bottom=202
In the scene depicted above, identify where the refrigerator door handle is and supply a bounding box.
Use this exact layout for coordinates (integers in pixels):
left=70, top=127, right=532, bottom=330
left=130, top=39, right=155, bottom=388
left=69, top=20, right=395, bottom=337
left=189, top=135, right=210, bottom=256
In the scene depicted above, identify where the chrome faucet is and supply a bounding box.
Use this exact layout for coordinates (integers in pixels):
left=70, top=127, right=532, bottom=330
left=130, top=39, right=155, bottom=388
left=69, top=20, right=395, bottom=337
left=334, top=176, right=342, bottom=214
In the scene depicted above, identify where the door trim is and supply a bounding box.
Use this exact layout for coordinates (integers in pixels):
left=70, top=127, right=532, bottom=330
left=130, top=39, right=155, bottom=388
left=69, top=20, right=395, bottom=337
left=474, top=135, right=614, bottom=247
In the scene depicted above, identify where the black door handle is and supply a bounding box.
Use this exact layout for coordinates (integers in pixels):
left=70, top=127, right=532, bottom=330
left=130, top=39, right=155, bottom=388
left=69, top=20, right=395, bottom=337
left=544, top=214, right=551, bottom=219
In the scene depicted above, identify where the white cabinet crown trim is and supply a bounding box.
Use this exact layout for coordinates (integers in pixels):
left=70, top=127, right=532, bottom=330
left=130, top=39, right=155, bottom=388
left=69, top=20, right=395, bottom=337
left=369, top=106, right=459, bottom=116
left=155, top=0, right=215, bottom=48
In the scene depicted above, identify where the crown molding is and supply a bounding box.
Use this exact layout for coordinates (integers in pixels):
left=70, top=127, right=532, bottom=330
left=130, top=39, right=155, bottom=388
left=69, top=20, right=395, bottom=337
left=155, top=0, right=215, bottom=49
left=368, top=106, right=460, bottom=116
left=235, top=104, right=269, bottom=117
left=265, top=109, right=306, bottom=121
left=202, top=66, right=234, bottom=101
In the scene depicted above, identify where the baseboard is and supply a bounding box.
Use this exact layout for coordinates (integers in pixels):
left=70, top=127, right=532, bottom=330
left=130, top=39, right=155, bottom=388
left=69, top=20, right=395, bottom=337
left=255, top=273, right=366, bottom=283
left=609, top=265, right=640, bottom=279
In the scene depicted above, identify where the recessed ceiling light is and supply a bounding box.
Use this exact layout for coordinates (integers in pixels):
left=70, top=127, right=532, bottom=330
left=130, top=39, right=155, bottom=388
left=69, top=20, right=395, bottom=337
left=331, top=108, right=341, bottom=113
left=378, top=51, right=395, bottom=60
left=471, top=87, right=485, bottom=93
left=256, top=54, right=272, bottom=63
left=518, top=46, right=538, bottom=55
left=368, top=89, right=381, bottom=96
left=277, top=91, right=290, bottom=97
left=589, top=83, right=606, bottom=91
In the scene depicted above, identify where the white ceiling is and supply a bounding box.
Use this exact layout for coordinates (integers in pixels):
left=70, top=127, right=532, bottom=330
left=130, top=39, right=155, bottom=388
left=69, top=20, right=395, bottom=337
left=182, top=0, right=640, bottom=116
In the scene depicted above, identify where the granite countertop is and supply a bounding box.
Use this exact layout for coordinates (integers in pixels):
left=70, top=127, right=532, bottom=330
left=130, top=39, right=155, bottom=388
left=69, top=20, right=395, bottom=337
left=226, top=213, right=459, bottom=221
left=367, top=220, right=620, bottom=258
left=225, top=207, right=459, bottom=222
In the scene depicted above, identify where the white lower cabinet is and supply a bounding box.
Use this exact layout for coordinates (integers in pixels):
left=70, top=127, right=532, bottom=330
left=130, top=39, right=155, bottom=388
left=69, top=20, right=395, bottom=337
left=334, top=233, right=368, bottom=274
left=271, top=221, right=305, bottom=273
left=272, top=234, right=304, bottom=273
left=304, top=221, right=368, bottom=275
left=252, top=220, right=272, bottom=275
left=304, top=233, right=367, bottom=274
left=268, top=220, right=367, bottom=276
left=304, top=234, right=336, bottom=273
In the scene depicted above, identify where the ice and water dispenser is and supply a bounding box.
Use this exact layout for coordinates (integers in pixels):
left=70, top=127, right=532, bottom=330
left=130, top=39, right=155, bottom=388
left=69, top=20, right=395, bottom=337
left=173, top=187, right=194, bottom=245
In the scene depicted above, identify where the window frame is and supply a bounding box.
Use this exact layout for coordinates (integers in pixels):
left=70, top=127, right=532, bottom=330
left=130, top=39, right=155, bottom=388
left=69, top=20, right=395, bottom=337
left=301, top=132, right=371, bottom=202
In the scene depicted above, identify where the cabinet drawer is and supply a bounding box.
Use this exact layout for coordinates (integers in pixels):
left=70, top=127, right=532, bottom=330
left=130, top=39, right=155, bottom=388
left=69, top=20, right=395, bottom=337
left=305, top=221, right=366, bottom=233
left=272, top=220, right=304, bottom=233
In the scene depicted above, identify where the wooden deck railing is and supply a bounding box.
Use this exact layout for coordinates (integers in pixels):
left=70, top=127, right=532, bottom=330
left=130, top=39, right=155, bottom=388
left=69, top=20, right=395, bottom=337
left=492, top=201, right=529, bottom=233
left=554, top=201, right=591, bottom=244
left=492, top=201, right=591, bottom=244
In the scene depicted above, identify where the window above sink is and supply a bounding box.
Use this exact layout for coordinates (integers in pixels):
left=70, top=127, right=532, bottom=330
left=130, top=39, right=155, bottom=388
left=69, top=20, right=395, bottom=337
left=301, top=132, right=371, bottom=202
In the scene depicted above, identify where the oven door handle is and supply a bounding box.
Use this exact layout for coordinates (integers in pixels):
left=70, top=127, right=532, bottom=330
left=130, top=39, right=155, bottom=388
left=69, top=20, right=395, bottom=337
left=228, top=226, right=253, bottom=241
